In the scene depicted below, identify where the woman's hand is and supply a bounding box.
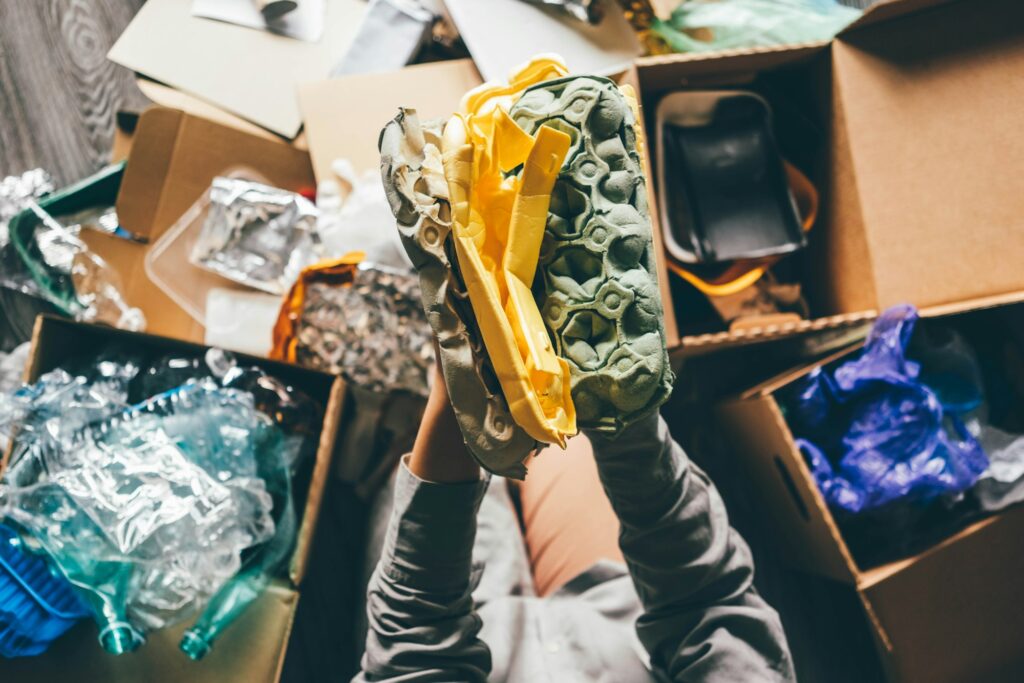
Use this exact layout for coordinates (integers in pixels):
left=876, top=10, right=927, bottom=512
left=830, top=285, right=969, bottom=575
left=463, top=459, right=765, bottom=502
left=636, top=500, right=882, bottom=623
left=407, top=363, right=482, bottom=483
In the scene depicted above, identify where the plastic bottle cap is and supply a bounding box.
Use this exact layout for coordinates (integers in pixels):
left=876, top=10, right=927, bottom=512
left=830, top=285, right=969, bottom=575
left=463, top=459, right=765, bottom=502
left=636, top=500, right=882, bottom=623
left=180, top=629, right=212, bottom=661
left=98, top=622, right=143, bottom=655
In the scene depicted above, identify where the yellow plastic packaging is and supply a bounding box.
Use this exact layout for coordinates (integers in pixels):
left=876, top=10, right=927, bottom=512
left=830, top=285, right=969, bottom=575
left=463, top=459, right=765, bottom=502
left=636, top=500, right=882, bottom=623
left=442, top=56, right=577, bottom=447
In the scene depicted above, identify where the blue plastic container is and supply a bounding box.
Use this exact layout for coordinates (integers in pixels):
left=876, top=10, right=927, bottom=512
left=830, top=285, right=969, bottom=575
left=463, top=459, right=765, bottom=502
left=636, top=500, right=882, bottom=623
left=0, top=524, right=88, bottom=658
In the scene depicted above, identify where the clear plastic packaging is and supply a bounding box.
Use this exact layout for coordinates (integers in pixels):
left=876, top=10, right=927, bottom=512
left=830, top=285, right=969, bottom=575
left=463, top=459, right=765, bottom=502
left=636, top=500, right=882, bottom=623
left=0, top=379, right=277, bottom=652
left=190, top=177, right=322, bottom=295
left=0, top=349, right=319, bottom=656
left=146, top=171, right=272, bottom=325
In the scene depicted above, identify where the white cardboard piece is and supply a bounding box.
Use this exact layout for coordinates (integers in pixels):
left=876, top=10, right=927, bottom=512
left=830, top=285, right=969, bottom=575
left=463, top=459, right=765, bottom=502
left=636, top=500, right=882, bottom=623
left=109, top=0, right=365, bottom=138
left=192, top=0, right=327, bottom=43
left=443, top=0, right=642, bottom=82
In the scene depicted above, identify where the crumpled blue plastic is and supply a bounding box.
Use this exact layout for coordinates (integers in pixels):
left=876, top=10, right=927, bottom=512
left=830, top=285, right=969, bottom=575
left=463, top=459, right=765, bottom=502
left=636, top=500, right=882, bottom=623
left=787, top=304, right=989, bottom=514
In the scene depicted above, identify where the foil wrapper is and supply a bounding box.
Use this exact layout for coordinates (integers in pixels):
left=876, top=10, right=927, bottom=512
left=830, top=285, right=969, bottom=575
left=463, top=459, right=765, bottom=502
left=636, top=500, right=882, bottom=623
left=519, top=0, right=603, bottom=23
left=190, top=177, right=322, bottom=295
left=0, top=169, right=54, bottom=245
left=286, top=262, right=433, bottom=396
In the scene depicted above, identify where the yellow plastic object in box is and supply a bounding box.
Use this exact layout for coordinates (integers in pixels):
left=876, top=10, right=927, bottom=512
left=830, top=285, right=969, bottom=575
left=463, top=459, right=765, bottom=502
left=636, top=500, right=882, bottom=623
left=441, top=56, right=577, bottom=447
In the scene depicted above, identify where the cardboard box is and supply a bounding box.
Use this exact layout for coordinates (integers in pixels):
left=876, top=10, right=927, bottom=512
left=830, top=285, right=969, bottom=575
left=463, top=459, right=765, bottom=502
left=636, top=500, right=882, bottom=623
left=632, top=0, right=1024, bottom=356
left=715, top=302, right=1024, bottom=683
left=83, top=106, right=317, bottom=342
left=0, top=315, right=346, bottom=683
left=299, top=59, right=483, bottom=183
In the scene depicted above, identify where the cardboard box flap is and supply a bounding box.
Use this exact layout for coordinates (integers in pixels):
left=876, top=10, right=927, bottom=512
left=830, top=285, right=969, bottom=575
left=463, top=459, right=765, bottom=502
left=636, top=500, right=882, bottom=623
left=680, top=311, right=874, bottom=356
left=289, top=378, right=346, bottom=585
left=636, top=43, right=825, bottom=96
left=858, top=504, right=1024, bottom=683
left=832, top=0, right=1024, bottom=311
left=716, top=396, right=858, bottom=583
left=837, top=0, right=956, bottom=36
left=299, top=59, right=482, bottom=184
left=105, top=105, right=315, bottom=341
left=116, top=107, right=183, bottom=239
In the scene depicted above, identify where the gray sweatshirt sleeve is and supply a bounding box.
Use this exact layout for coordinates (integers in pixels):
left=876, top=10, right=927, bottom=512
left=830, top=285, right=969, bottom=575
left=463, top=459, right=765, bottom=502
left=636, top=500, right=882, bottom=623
left=587, top=413, right=796, bottom=683
left=354, top=457, right=492, bottom=682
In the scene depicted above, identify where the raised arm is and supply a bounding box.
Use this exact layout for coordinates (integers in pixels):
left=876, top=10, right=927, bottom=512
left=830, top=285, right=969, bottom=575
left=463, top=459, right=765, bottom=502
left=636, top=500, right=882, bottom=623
left=587, top=413, right=796, bottom=682
left=355, top=368, right=492, bottom=682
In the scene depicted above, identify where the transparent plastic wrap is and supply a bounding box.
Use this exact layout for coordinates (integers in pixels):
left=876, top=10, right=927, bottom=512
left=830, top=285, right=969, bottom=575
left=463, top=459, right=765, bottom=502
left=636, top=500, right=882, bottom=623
left=0, top=351, right=318, bottom=656
left=4, top=164, right=145, bottom=331
left=653, top=0, right=861, bottom=53
left=189, top=177, right=323, bottom=295
left=317, top=160, right=413, bottom=271
left=785, top=305, right=989, bottom=514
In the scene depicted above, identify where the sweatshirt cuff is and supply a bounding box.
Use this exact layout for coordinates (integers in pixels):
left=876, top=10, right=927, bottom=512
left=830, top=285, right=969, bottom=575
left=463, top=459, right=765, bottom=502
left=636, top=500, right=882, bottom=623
left=379, top=455, right=490, bottom=592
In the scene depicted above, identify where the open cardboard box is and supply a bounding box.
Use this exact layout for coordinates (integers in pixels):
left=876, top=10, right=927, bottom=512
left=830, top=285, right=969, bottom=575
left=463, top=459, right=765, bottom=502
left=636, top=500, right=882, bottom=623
left=631, top=0, right=1024, bottom=357
left=0, top=315, right=346, bottom=683
left=715, top=301, right=1024, bottom=683
left=82, top=105, right=317, bottom=344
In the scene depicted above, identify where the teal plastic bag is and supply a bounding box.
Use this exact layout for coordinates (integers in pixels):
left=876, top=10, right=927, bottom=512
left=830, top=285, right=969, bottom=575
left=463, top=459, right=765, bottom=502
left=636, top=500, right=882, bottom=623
left=654, top=0, right=861, bottom=53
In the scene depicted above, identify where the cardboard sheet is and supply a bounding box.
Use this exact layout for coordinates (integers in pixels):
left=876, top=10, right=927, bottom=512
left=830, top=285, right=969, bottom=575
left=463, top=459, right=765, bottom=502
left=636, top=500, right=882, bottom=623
left=192, top=0, right=326, bottom=42
left=443, top=0, right=641, bottom=83
left=299, top=59, right=482, bottom=183
left=109, top=0, right=365, bottom=138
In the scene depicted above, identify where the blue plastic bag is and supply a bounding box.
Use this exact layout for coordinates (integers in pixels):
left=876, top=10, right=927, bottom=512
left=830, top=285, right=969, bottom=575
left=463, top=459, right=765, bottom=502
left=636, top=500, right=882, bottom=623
left=787, top=305, right=989, bottom=514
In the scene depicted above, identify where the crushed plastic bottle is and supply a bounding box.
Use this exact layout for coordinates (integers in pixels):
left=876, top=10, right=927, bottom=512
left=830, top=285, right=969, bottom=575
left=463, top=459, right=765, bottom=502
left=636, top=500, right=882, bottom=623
left=0, top=375, right=280, bottom=654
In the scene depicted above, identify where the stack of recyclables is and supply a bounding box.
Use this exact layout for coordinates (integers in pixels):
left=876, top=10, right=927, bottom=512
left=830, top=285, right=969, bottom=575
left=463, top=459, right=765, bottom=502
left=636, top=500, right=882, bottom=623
left=0, top=351, right=313, bottom=659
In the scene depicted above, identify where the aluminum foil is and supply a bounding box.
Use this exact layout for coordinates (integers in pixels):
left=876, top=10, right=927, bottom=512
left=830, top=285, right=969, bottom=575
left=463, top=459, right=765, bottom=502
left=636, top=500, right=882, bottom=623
left=191, top=177, right=322, bottom=295
left=292, top=262, right=433, bottom=396
left=0, top=169, right=54, bottom=246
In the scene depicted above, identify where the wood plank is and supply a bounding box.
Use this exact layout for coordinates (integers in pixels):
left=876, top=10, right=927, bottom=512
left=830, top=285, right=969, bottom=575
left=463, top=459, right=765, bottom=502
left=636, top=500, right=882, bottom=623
left=0, top=0, right=150, bottom=186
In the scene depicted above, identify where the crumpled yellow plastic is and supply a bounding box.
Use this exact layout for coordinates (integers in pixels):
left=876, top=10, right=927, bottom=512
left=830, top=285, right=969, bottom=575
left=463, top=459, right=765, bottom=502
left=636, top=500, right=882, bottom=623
left=442, top=56, right=577, bottom=447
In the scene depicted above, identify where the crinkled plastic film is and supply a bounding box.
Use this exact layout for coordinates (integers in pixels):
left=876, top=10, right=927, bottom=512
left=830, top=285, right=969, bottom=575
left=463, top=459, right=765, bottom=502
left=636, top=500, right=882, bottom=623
left=380, top=110, right=538, bottom=479
left=786, top=305, right=990, bottom=515
left=0, top=352, right=317, bottom=655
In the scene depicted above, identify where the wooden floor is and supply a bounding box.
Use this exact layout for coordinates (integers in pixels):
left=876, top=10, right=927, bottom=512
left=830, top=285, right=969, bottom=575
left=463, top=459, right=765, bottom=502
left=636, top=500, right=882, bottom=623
left=0, top=1, right=884, bottom=681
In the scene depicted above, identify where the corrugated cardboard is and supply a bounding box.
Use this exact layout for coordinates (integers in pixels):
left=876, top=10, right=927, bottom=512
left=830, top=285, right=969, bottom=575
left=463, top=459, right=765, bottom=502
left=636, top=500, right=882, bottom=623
left=633, top=0, right=1024, bottom=354
left=715, top=301, right=1024, bottom=682
left=108, top=0, right=365, bottom=138
left=826, top=0, right=1024, bottom=312
left=85, top=106, right=316, bottom=342
left=0, top=315, right=345, bottom=683
left=299, top=59, right=483, bottom=183
left=135, top=78, right=310, bottom=151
